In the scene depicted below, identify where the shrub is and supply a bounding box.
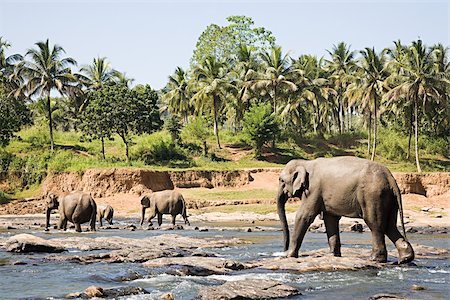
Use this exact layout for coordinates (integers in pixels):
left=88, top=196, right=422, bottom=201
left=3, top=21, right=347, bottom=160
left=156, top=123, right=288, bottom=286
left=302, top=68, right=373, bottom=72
left=243, top=103, right=280, bottom=157
left=180, top=117, right=212, bottom=156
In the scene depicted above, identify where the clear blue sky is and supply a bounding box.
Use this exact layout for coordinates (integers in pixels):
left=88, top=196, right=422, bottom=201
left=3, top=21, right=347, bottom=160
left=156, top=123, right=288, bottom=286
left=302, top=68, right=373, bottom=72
left=1, top=0, right=448, bottom=89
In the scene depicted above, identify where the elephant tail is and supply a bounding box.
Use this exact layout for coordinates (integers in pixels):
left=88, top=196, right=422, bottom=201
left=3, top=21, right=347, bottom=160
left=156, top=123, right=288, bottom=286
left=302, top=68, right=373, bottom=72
left=388, top=172, right=408, bottom=241
left=89, top=195, right=97, bottom=231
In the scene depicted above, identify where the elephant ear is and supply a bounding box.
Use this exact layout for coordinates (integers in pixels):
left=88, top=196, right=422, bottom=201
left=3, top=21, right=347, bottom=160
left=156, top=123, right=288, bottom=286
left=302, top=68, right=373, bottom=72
left=292, top=166, right=309, bottom=197
left=140, top=196, right=150, bottom=208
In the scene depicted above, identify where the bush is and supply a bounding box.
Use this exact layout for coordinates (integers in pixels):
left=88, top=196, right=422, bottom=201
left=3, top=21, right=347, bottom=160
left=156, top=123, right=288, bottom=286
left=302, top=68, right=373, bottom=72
left=423, top=137, right=449, bottom=157
left=180, top=117, right=212, bottom=156
left=0, top=190, right=9, bottom=204
left=0, top=150, right=14, bottom=176
left=243, top=103, right=280, bottom=157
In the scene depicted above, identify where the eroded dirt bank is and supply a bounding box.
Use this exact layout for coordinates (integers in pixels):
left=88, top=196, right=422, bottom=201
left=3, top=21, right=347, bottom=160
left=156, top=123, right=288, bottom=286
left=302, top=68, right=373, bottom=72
left=0, top=168, right=448, bottom=217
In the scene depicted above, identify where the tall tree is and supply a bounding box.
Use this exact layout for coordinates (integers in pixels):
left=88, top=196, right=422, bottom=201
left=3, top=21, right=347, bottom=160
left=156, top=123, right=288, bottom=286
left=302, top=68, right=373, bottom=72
left=17, top=39, right=76, bottom=151
left=164, top=67, right=191, bottom=123
left=347, top=48, right=388, bottom=160
left=192, top=15, right=275, bottom=66
left=385, top=39, right=447, bottom=172
left=190, top=56, right=235, bottom=149
left=326, top=42, right=355, bottom=133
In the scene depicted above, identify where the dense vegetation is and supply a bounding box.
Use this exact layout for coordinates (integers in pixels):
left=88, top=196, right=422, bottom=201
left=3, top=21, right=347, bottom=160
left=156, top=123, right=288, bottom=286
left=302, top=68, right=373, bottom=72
left=0, top=16, right=448, bottom=197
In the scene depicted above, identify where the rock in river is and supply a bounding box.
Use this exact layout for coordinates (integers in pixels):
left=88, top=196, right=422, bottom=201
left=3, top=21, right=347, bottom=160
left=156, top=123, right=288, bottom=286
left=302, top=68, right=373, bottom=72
left=5, top=234, right=65, bottom=253
left=195, top=279, right=301, bottom=299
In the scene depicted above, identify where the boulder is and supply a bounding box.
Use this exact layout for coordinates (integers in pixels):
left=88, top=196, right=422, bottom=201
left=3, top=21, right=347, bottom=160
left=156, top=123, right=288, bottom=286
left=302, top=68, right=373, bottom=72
left=195, top=279, right=301, bottom=299
left=5, top=234, right=65, bottom=253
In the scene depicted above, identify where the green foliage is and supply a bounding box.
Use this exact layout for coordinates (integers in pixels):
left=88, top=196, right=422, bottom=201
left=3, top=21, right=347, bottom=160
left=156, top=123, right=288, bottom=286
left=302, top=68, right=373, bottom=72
left=79, top=84, right=162, bottom=160
left=192, top=15, right=275, bottom=65
left=243, top=103, right=280, bottom=157
left=0, top=81, right=31, bottom=146
left=0, top=190, right=9, bottom=204
left=165, top=114, right=183, bottom=144
left=180, top=117, right=213, bottom=155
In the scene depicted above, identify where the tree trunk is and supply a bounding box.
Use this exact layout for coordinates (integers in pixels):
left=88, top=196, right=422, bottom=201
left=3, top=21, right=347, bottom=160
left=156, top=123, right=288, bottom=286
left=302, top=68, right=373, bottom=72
left=414, top=98, right=422, bottom=173
left=212, top=94, right=221, bottom=149
left=47, top=94, right=54, bottom=151
left=272, top=86, right=277, bottom=149
left=119, top=133, right=130, bottom=162
left=101, top=136, right=105, bottom=160
left=407, top=109, right=413, bottom=160
left=371, top=95, right=377, bottom=161
left=367, top=111, right=372, bottom=157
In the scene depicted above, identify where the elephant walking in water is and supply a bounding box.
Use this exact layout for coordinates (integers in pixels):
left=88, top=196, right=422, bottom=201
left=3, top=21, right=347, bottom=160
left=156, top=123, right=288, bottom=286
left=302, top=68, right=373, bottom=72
left=97, top=204, right=114, bottom=227
left=45, top=191, right=97, bottom=232
left=140, top=190, right=190, bottom=227
left=277, top=156, right=414, bottom=264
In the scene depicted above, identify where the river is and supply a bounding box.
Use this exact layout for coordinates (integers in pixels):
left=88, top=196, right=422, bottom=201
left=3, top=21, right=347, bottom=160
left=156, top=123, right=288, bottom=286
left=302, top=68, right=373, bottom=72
left=0, top=218, right=448, bottom=299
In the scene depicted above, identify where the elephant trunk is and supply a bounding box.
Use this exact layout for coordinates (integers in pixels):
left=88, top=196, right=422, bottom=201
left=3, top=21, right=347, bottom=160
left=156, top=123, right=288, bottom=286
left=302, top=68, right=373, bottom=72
left=45, top=208, right=52, bottom=231
left=277, top=187, right=289, bottom=251
left=140, top=207, right=146, bottom=226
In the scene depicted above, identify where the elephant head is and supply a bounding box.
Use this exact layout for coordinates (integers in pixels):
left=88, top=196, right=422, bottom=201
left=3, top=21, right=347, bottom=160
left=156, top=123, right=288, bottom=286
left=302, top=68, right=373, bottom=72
left=277, top=161, right=309, bottom=251
left=45, top=193, right=59, bottom=231
left=140, top=195, right=151, bottom=226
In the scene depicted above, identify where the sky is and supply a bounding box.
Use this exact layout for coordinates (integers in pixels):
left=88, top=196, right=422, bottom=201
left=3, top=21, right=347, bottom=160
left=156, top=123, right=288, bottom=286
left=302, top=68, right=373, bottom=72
left=0, top=0, right=448, bottom=89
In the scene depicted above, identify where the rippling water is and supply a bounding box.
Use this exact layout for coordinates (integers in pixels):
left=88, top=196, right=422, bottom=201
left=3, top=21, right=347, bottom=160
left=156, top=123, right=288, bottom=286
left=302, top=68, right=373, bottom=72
left=0, top=219, right=448, bottom=299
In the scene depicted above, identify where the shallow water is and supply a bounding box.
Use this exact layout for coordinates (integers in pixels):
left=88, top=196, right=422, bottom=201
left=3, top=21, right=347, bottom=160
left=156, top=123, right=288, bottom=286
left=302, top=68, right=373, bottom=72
left=0, top=219, right=449, bottom=300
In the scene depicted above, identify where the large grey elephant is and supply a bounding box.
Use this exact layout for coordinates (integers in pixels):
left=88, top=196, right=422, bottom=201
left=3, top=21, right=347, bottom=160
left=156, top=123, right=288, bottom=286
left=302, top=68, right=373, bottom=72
left=97, top=204, right=114, bottom=227
left=140, top=190, right=190, bottom=227
left=45, top=191, right=97, bottom=232
left=277, top=156, right=414, bottom=264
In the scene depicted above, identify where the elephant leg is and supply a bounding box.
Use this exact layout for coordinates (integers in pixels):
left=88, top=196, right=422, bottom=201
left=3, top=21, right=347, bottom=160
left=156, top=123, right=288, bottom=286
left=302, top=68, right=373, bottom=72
left=289, top=201, right=320, bottom=258
left=75, top=223, right=82, bottom=233
left=58, top=218, right=68, bottom=231
left=99, top=217, right=103, bottom=227
left=157, top=213, right=163, bottom=226
left=323, top=214, right=342, bottom=257
left=364, top=218, right=387, bottom=263
left=386, top=210, right=414, bottom=264
left=183, top=214, right=190, bottom=226
left=171, top=215, right=176, bottom=226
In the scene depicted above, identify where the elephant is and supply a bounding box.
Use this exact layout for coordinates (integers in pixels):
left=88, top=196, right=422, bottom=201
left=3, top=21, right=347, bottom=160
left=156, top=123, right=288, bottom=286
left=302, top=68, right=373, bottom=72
left=97, top=204, right=114, bottom=227
left=140, top=190, right=190, bottom=227
left=277, top=156, right=414, bottom=264
left=45, top=191, right=97, bottom=232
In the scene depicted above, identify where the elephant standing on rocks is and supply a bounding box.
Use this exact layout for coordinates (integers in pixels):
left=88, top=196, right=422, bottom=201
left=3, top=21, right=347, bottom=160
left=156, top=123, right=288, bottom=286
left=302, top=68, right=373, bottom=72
left=45, top=191, right=97, bottom=232
left=97, top=204, right=114, bottom=227
left=140, top=190, right=190, bottom=227
left=277, top=156, right=414, bottom=264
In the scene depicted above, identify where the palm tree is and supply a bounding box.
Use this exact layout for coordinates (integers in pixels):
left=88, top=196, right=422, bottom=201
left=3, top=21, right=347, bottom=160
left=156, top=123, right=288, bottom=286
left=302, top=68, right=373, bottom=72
left=347, top=48, right=388, bottom=160
left=326, top=42, right=355, bottom=133
left=78, top=57, right=118, bottom=90
left=17, top=39, right=77, bottom=151
left=190, top=56, right=235, bottom=149
left=164, top=67, right=191, bottom=124
left=385, top=39, right=447, bottom=172
left=115, top=71, right=134, bottom=87
left=0, top=37, right=22, bottom=77
left=250, top=46, right=297, bottom=114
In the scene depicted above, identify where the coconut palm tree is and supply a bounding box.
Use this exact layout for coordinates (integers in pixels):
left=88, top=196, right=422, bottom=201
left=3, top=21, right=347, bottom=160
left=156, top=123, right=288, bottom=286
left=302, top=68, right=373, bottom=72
left=164, top=66, right=191, bottom=124
left=78, top=57, right=118, bottom=91
left=326, top=42, right=355, bottom=133
left=190, top=56, right=235, bottom=149
left=250, top=46, right=297, bottom=114
left=385, top=39, right=447, bottom=172
left=17, top=39, right=77, bottom=151
left=347, top=47, right=389, bottom=160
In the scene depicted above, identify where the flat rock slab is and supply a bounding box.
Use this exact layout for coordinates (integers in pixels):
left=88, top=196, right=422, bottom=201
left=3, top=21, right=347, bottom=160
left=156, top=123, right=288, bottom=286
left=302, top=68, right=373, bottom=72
left=5, top=234, right=65, bottom=253
left=195, top=279, right=301, bottom=300
left=144, top=257, right=250, bottom=275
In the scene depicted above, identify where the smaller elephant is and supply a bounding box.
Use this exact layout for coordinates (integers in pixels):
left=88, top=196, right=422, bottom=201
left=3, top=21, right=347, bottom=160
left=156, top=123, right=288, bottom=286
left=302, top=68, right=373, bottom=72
left=140, top=190, right=190, bottom=227
left=97, top=204, right=114, bottom=227
left=45, top=191, right=97, bottom=232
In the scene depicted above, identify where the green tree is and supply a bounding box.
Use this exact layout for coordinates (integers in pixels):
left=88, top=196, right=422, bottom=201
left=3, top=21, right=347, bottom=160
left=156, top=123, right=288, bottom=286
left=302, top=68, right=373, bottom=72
left=80, top=84, right=162, bottom=161
left=192, top=15, right=275, bottom=65
left=347, top=48, right=388, bottom=160
left=190, top=56, right=236, bottom=149
left=180, top=116, right=212, bottom=156
left=164, top=67, right=191, bottom=123
left=326, top=42, right=355, bottom=133
left=0, top=80, right=30, bottom=146
left=385, top=39, right=448, bottom=172
left=243, top=103, right=280, bottom=157
left=165, top=114, right=183, bottom=145
left=17, top=39, right=77, bottom=151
